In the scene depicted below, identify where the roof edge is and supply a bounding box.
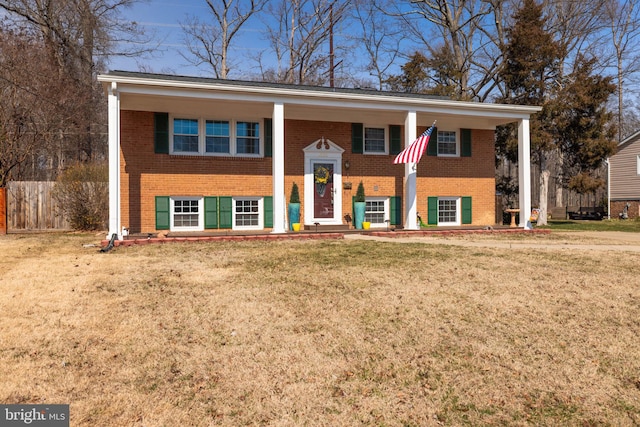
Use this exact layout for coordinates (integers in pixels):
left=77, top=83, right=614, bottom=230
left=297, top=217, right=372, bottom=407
left=98, top=70, right=542, bottom=115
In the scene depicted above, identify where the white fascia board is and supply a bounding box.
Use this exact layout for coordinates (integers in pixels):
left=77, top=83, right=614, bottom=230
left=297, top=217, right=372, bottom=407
left=98, top=74, right=542, bottom=120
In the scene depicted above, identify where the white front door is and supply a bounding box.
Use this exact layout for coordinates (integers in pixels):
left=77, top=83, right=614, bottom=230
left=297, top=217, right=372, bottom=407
left=303, top=139, right=343, bottom=225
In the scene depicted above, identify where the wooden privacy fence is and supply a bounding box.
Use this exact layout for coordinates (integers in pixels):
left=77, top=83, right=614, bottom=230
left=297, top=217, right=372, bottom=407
left=5, top=181, right=71, bottom=231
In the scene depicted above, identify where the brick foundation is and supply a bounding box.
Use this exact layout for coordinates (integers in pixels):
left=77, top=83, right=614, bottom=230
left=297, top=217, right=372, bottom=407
left=611, top=200, right=640, bottom=219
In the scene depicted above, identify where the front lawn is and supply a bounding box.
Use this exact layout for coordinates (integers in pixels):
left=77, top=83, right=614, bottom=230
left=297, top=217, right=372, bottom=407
left=538, top=218, right=640, bottom=232
left=1, top=233, right=639, bottom=425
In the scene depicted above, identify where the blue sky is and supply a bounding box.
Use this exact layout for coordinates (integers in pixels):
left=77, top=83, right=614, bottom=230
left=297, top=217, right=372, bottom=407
left=108, top=0, right=275, bottom=76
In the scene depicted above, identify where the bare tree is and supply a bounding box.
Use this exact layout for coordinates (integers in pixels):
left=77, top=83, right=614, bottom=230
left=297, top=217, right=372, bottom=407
left=181, top=0, right=267, bottom=79
left=259, top=0, right=348, bottom=85
left=350, top=0, right=405, bottom=90
left=0, top=0, right=152, bottom=177
left=393, top=0, right=499, bottom=100
left=0, top=0, right=152, bottom=80
left=603, top=0, right=640, bottom=142
left=0, top=29, right=85, bottom=185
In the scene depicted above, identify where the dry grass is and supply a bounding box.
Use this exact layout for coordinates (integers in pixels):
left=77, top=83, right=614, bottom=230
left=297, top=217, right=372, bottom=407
left=1, top=232, right=639, bottom=426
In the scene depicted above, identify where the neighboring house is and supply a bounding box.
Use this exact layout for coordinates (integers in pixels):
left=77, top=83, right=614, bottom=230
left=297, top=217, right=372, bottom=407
left=97, top=71, right=540, bottom=239
left=609, top=130, right=640, bottom=219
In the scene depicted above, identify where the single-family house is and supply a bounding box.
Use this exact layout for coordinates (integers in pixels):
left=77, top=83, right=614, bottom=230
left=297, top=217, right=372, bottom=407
left=97, top=71, right=540, bottom=239
left=609, top=130, right=640, bottom=219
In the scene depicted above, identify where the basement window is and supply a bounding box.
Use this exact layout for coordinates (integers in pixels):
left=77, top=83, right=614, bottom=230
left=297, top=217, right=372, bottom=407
left=365, top=198, right=389, bottom=226
left=233, top=198, right=262, bottom=230
left=171, top=197, right=203, bottom=231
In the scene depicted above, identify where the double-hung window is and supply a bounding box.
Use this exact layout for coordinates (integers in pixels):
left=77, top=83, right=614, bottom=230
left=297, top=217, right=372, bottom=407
left=233, top=197, right=262, bottom=230
left=437, top=130, right=458, bottom=156
left=172, top=117, right=261, bottom=156
left=364, top=126, right=387, bottom=154
left=236, top=122, right=260, bottom=154
left=205, top=120, right=230, bottom=153
left=171, top=197, right=203, bottom=231
left=173, top=119, right=199, bottom=153
left=365, top=198, right=389, bottom=226
left=438, top=197, right=460, bottom=225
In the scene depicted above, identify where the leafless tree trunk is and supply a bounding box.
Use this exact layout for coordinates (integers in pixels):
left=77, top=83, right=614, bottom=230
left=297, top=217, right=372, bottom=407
left=351, top=0, right=404, bottom=90
left=0, top=0, right=152, bottom=179
left=181, top=0, right=267, bottom=79
left=390, top=0, right=511, bottom=101
left=260, top=0, right=348, bottom=85
left=537, top=152, right=551, bottom=226
left=604, top=0, right=640, bottom=142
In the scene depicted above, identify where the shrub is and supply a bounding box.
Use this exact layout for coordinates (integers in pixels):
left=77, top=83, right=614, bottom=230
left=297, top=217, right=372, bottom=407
left=290, top=182, right=300, bottom=204
left=355, top=181, right=365, bottom=202
left=53, top=162, right=108, bottom=230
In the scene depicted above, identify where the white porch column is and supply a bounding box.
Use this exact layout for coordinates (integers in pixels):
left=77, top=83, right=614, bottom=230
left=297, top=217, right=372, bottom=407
left=271, top=102, right=286, bottom=233
left=518, top=118, right=532, bottom=229
left=404, top=111, right=418, bottom=230
left=107, top=82, right=121, bottom=240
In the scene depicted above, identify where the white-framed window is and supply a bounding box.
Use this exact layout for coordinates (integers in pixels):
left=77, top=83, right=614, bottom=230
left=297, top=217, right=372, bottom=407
left=437, top=130, right=459, bottom=156
left=364, top=125, right=388, bottom=154
left=171, top=197, right=203, bottom=231
left=365, top=197, right=389, bottom=226
left=233, top=197, right=263, bottom=230
left=438, top=197, right=461, bottom=225
left=173, top=118, right=199, bottom=153
left=205, top=120, right=230, bottom=153
left=171, top=117, right=262, bottom=157
left=637, top=155, right=640, bottom=175
left=236, top=121, right=260, bottom=154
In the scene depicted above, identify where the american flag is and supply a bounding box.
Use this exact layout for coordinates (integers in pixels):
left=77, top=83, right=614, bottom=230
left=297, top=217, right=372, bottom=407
left=393, top=122, right=436, bottom=164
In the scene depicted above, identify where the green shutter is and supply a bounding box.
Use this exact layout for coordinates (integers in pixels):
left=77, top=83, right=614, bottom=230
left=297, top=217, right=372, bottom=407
left=219, top=197, right=232, bottom=229
left=155, top=196, right=170, bottom=230
left=428, top=196, right=438, bottom=225
left=154, top=112, right=169, bottom=154
left=427, top=127, right=438, bottom=156
left=204, top=197, right=218, bottom=229
left=264, top=118, right=272, bottom=157
left=461, top=129, right=472, bottom=157
left=462, top=196, right=472, bottom=224
left=390, top=196, right=402, bottom=225
left=264, top=196, right=273, bottom=228
left=389, top=125, right=402, bottom=155
left=352, top=123, right=363, bottom=154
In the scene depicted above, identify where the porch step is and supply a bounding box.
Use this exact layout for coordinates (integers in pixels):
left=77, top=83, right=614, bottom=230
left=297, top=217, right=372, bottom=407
left=303, top=224, right=351, bottom=232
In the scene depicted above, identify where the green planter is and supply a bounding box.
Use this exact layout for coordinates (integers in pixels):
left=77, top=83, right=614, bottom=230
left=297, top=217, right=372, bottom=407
left=354, top=202, right=366, bottom=229
left=288, top=203, right=300, bottom=230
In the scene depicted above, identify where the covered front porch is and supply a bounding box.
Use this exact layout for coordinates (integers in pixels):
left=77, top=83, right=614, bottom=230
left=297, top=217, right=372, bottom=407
left=99, top=72, right=540, bottom=240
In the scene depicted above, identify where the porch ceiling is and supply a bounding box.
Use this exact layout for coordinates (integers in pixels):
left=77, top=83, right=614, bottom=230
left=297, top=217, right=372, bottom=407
left=119, top=92, right=525, bottom=131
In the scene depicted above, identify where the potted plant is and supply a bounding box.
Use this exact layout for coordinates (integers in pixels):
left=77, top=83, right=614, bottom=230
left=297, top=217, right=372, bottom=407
left=354, top=181, right=366, bottom=229
left=288, top=182, right=301, bottom=231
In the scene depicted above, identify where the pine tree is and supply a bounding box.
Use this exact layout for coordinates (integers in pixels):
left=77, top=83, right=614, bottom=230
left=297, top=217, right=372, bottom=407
left=385, top=52, right=429, bottom=94
left=497, top=0, right=617, bottom=224
left=554, top=55, right=617, bottom=198
left=497, top=0, right=563, bottom=225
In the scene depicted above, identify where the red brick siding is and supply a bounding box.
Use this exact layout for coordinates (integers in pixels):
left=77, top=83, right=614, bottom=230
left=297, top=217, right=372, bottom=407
left=120, top=112, right=496, bottom=232
left=611, top=200, right=640, bottom=219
